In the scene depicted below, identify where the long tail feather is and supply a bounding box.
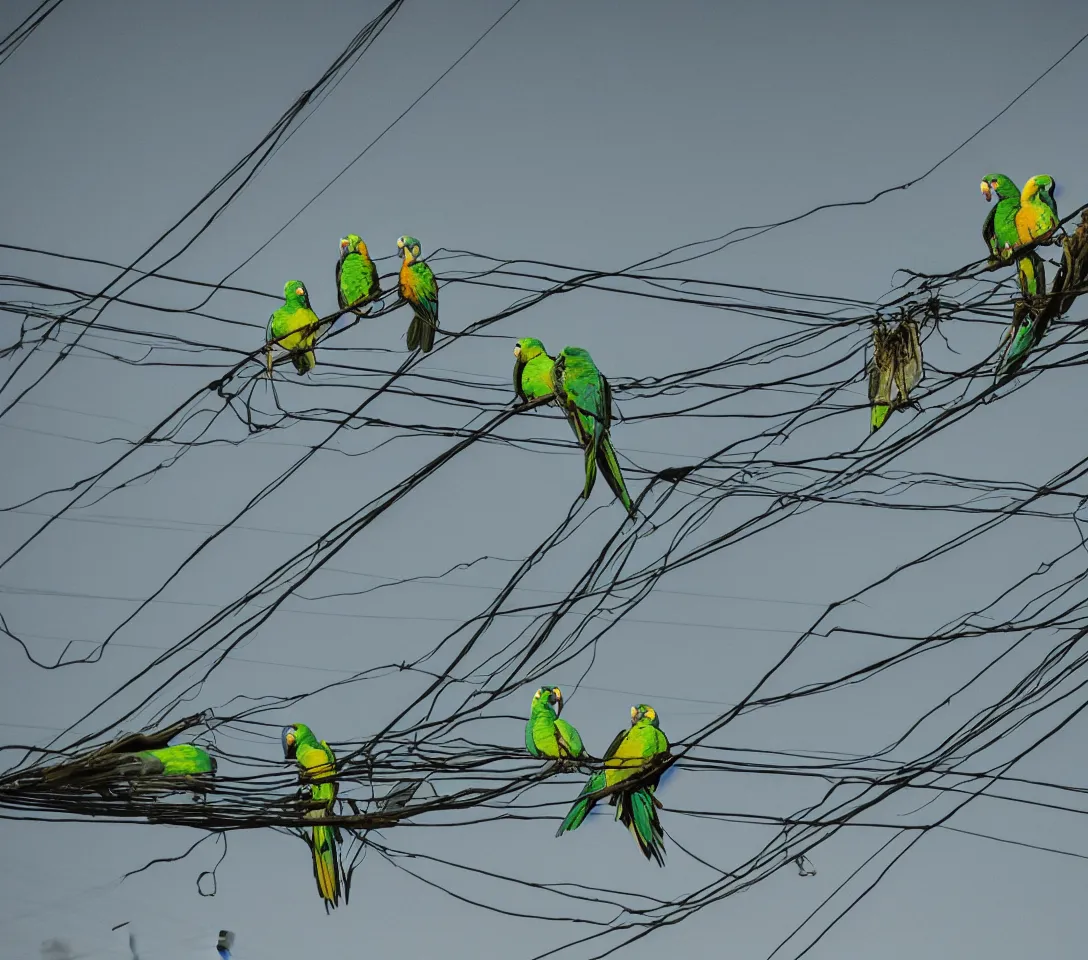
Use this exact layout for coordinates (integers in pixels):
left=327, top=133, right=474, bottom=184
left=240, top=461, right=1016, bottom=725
left=616, top=788, right=666, bottom=866
left=1016, top=252, right=1045, bottom=299
left=597, top=435, right=633, bottom=515
left=582, top=436, right=598, bottom=500
left=310, top=824, right=341, bottom=908
left=556, top=771, right=605, bottom=837
left=407, top=311, right=436, bottom=353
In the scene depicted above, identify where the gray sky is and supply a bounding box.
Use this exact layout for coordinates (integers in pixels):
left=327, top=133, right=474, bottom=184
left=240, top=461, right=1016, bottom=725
left=3, top=0, right=1088, bottom=958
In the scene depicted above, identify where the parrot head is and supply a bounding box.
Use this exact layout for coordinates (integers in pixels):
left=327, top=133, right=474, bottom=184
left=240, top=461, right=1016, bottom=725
left=283, top=280, right=309, bottom=306
left=514, top=338, right=547, bottom=362
left=980, top=173, right=1015, bottom=203
left=340, top=233, right=365, bottom=259
left=630, top=704, right=659, bottom=727
left=1024, top=174, right=1056, bottom=204
left=397, top=235, right=422, bottom=263
left=533, top=685, right=563, bottom=716
left=281, top=723, right=313, bottom=759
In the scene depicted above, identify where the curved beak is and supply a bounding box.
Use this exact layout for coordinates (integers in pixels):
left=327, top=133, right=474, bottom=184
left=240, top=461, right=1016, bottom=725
left=281, top=726, right=297, bottom=758
left=630, top=705, right=639, bottom=723
left=551, top=687, right=563, bottom=716
left=981, top=181, right=992, bottom=202
left=339, top=239, right=349, bottom=257
left=513, top=344, right=521, bottom=358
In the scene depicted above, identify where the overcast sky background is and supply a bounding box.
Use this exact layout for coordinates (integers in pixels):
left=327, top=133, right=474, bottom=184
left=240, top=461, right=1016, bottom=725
left=3, top=1, right=1088, bottom=958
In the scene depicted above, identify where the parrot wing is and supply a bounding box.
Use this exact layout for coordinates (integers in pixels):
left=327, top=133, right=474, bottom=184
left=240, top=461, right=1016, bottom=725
left=403, top=261, right=439, bottom=353
left=513, top=354, right=528, bottom=403
left=553, top=718, right=585, bottom=758
left=982, top=205, right=999, bottom=258
left=525, top=718, right=542, bottom=757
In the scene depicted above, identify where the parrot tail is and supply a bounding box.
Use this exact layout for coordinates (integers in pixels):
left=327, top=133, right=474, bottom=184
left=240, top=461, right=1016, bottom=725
left=1015, top=252, right=1044, bottom=300
left=309, top=824, right=341, bottom=908
left=616, top=788, right=666, bottom=866
left=556, top=771, right=606, bottom=838
left=293, top=349, right=316, bottom=376
left=407, top=311, right=436, bottom=353
left=581, top=438, right=599, bottom=501
left=597, top=435, right=634, bottom=516
left=996, top=302, right=1039, bottom=384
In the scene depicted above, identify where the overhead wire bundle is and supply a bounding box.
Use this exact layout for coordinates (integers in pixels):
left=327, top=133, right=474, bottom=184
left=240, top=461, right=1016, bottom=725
left=3, top=8, right=1088, bottom=960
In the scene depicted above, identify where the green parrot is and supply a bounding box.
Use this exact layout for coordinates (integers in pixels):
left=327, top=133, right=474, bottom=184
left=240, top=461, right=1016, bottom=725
left=551, top=346, right=635, bottom=517
left=1016, top=174, right=1060, bottom=245
left=995, top=175, right=1060, bottom=383
left=513, top=338, right=556, bottom=403
left=38, top=741, right=215, bottom=798
left=130, top=743, right=216, bottom=776
left=266, top=280, right=320, bottom=376
left=556, top=704, right=670, bottom=865
left=282, top=723, right=340, bottom=911
left=525, top=685, right=585, bottom=768
left=337, top=234, right=381, bottom=315
left=867, top=318, right=922, bottom=434
left=981, top=172, right=1045, bottom=302
left=397, top=235, right=439, bottom=353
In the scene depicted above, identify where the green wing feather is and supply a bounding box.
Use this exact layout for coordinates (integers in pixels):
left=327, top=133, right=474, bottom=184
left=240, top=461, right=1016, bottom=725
left=402, top=261, right=439, bottom=353
left=525, top=719, right=542, bottom=758
left=597, top=435, right=634, bottom=516
left=338, top=252, right=380, bottom=312
left=136, top=744, right=215, bottom=776
left=554, top=718, right=585, bottom=758
left=555, top=726, right=627, bottom=837
left=556, top=770, right=606, bottom=836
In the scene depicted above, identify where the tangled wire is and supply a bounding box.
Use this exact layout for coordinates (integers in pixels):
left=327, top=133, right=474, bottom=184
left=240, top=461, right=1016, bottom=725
left=4, top=8, right=1088, bottom=960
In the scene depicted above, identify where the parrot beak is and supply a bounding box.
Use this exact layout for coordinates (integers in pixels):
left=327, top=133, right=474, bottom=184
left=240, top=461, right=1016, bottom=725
left=340, top=239, right=349, bottom=256
left=281, top=726, right=297, bottom=758
left=552, top=687, right=563, bottom=716
left=513, top=344, right=521, bottom=358
left=980, top=181, right=992, bottom=202
left=630, top=705, right=639, bottom=723
left=295, top=286, right=305, bottom=297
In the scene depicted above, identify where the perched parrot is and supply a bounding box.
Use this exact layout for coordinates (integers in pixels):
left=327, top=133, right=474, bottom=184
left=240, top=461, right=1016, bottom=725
left=337, top=234, right=381, bottom=315
left=867, top=318, right=922, bottom=434
left=266, top=280, right=320, bottom=376
left=1016, top=174, right=1060, bottom=245
left=525, top=685, right=585, bottom=767
left=39, top=741, right=215, bottom=791
left=513, top=338, right=557, bottom=403
left=981, top=173, right=1022, bottom=261
left=130, top=744, right=216, bottom=777
left=397, top=235, right=439, bottom=353
left=981, top=172, right=1044, bottom=303
left=282, top=723, right=341, bottom=911
left=551, top=346, right=635, bottom=517
left=556, top=704, right=670, bottom=865
left=996, top=175, right=1060, bottom=383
